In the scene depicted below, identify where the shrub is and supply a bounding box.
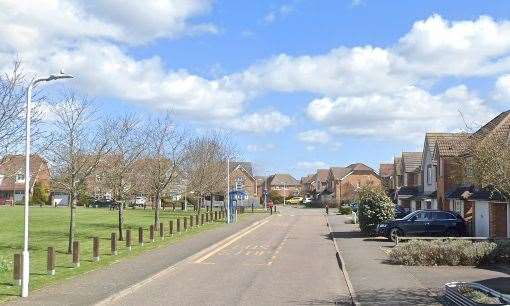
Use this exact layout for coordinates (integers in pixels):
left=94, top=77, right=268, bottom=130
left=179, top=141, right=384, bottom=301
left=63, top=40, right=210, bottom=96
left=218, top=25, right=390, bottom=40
left=386, top=240, right=498, bottom=266
left=487, top=240, right=510, bottom=264
left=338, top=206, right=352, bottom=215
left=356, top=185, right=394, bottom=234
left=0, top=257, right=10, bottom=272
left=269, top=190, right=283, bottom=204
left=31, top=181, right=50, bottom=206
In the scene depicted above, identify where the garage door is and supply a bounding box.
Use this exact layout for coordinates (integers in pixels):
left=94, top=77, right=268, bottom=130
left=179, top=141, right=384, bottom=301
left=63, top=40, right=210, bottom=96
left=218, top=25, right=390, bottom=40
left=475, top=201, right=490, bottom=237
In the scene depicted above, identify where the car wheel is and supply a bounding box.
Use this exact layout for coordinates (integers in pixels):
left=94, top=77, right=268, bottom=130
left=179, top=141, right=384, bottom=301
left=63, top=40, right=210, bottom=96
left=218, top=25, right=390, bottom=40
left=389, top=227, right=403, bottom=242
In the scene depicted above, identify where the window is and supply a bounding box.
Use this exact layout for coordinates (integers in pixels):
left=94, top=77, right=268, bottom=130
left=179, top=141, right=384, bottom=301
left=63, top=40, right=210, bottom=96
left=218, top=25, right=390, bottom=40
left=15, top=174, right=25, bottom=182
left=432, top=211, right=456, bottom=220
left=426, top=165, right=432, bottom=184
left=235, top=176, right=245, bottom=191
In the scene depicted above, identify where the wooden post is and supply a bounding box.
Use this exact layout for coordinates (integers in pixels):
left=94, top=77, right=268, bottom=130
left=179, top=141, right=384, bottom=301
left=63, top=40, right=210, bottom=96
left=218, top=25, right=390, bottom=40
left=126, top=229, right=132, bottom=251
left=215, top=211, right=218, bottom=220
left=190, top=215, right=194, bottom=228
left=13, top=253, right=21, bottom=286
left=72, top=241, right=80, bottom=268
left=252, top=203, right=254, bottom=213
left=169, top=220, right=174, bottom=236
left=138, top=227, right=144, bottom=246
left=177, top=218, right=181, bottom=233
left=93, top=237, right=100, bottom=261
left=149, top=225, right=155, bottom=242
left=201, top=214, right=204, bottom=225
left=159, top=222, right=164, bottom=239
left=195, top=214, right=199, bottom=227
left=111, top=233, right=118, bottom=255
left=206, top=212, right=209, bottom=223
left=184, top=217, right=187, bottom=231
left=47, top=247, right=55, bottom=275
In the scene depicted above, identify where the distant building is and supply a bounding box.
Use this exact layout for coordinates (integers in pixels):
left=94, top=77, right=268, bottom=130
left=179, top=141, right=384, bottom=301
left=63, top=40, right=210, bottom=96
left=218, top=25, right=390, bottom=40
left=326, top=163, right=382, bottom=205
left=228, top=161, right=257, bottom=197
left=267, top=173, right=300, bottom=198
left=379, top=163, right=394, bottom=190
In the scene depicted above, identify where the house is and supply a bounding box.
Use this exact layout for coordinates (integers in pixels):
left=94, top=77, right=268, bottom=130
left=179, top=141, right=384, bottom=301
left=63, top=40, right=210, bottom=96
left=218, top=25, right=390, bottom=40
left=396, top=152, right=422, bottom=211
left=327, top=163, right=382, bottom=205
left=255, top=176, right=267, bottom=199
left=315, top=169, right=329, bottom=194
left=379, top=163, right=394, bottom=191
left=300, top=174, right=316, bottom=195
left=392, top=157, right=403, bottom=189
left=229, top=161, right=257, bottom=197
left=443, top=111, right=510, bottom=238
left=0, top=154, right=51, bottom=205
left=266, top=173, right=300, bottom=198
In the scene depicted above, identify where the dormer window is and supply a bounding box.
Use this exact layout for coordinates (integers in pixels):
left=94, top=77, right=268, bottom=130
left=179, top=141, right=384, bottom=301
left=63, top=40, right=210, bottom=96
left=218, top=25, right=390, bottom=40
left=15, top=173, right=25, bottom=182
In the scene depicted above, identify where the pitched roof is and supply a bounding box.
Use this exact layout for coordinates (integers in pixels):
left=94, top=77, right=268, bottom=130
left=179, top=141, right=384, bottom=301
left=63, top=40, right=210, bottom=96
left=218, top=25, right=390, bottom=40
left=0, top=154, right=48, bottom=191
left=424, top=133, right=459, bottom=155
left=230, top=161, right=253, bottom=176
left=472, top=110, right=510, bottom=140
left=330, top=163, right=376, bottom=180
left=401, top=152, right=422, bottom=173
left=301, top=174, right=315, bottom=184
left=316, top=169, right=329, bottom=183
left=379, top=163, right=394, bottom=178
left=268, top=173, right=299, bottom=186
left=394, top=157, right=402, bottom=175
left=434, top=133, right=470, bottom=158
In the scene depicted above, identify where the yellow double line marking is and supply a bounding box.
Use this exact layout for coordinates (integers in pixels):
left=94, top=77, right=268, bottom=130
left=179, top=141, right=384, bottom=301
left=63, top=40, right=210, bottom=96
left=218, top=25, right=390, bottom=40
left=194, top=218, right=272, bottom=263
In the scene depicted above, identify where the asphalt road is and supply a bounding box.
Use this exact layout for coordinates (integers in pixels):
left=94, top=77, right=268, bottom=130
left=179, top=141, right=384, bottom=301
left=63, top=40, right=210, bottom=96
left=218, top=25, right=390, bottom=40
left=107, top=206, right=349, bottom=306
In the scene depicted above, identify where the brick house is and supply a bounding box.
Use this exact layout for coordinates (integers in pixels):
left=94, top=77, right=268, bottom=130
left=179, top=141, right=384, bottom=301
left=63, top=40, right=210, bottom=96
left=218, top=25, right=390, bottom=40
left=0, top=154, right=51, bottom=205
left=300, top=174, right=316, bottom=195
left=327, top=163, right=381, bottom=205
left=392, top=157, right=403, bottom=189
left=266, top=173, right=300, bottom=198
left=229, top=162, right=257, bottom=197
left=379, top=163, right=394, bottom=191
left=396, top=152, right=422, bottom=211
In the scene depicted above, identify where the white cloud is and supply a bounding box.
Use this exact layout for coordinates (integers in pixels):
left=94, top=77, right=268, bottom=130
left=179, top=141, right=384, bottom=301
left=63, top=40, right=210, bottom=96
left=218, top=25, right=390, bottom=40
left=307, top=85, right=496, bottom=141
left=246, top=143, right=276, bottom=152
left=297, top=129, right=331, bottom=144
left=493, top=74, right=510, bottom=101
left=228, top=111, right=292, bottom=133
left=263, top=4, right=293, bottom=24
left=297, top=161, right=328, bottom=171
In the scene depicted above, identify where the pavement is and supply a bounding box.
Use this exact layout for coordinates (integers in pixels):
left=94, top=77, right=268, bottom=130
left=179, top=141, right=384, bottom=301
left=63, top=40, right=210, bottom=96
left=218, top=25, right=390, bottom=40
left=327, top=213, right=510, bottom=306
left=6, top=213, right=268, bottom=306
left=103, top=206, right=350, bottom=306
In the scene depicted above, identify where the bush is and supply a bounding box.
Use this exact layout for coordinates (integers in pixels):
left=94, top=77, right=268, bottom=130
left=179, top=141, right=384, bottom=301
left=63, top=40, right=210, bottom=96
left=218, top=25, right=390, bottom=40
left=338, top=206, right=352, bottom=215
left=269, top=190, right=283, bottom=204
left=386, top=240, right=498, bottom=266
left=487, top=240, right=510, bottom=264
left=356, top=185, right=394, bottom=234
left=0, top=257, right=10, bottom=272
left=31, top=181, right=51, bottom=206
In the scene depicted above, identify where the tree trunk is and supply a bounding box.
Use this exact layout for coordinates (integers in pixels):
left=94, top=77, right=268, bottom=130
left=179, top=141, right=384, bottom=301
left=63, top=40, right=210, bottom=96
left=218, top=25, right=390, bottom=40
left=118, top=200, right=124, bottom=240
left=67, top=190, right=77, bottom=254
left=210, top=194, right=213, bottom=211
left=154, top=192, right=161, bottom=229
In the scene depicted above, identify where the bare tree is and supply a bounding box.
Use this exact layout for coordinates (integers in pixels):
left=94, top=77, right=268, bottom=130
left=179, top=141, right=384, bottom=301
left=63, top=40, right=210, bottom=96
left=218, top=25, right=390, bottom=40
left=96, top=115, right=145, bottom=240
left=46, top=92, right=110, bottom=253
left=145, top=114, right=185, bottom=228
left=0, top=60, right=43, bottom=157
left=181, top=133, right=234, bottom=212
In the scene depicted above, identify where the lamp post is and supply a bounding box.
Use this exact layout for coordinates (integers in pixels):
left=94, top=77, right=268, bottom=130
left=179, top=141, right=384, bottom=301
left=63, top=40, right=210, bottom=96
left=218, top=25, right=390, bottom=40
left=22, top=72, right=73, bottom=298
left=226, top=158, right=230, bottom=223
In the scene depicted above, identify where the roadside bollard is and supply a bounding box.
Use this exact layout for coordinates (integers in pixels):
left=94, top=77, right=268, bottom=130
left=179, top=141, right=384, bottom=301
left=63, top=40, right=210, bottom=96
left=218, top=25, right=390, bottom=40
left=111, top=233, right=118, bottom=255
left=169, top=220, right=174, bottom=236
left=160, top=223, right=164, bottom=239
left=195, top=215, right=199, bottom=227
left=47, top=247, right=56, bottom=275
left=184, top=217, right=188, bottom=231
left=13, top=253, right=21, bottom=286
left=210, top=212, right=214, bottom=221
left=93, top=237, right=100, bottom=261
left=190, top=215, right=194, bottom=227
left=126, top=229, right=132, bottom=251
left=201, top=214, right=204, bottom=225
left=149, top=225, right=155, bottom=242
left=252, top=203, right=254, bottom=213
left=177, top=219, right=181, bottom=233
left=270, top=206, right=273, bottom=215
left=206, top=213, right=209, bottom=222
left=138, top=227, right=144, bottom=246
left=72, top=241, right=80, bottom=268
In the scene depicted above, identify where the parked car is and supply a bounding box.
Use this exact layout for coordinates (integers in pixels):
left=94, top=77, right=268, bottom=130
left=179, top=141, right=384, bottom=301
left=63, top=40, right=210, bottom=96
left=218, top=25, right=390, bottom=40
left=287, top=196, right=303, bottom=204
left=303, top=196, right=312, bottom=204
left=92, top=196, right=114, bottom=208
left=350, top=203, right=359, bottom=212
left=394, top=205, right=408, bottom=219
left=129, top=196, right=147, bottom=208
left=376, top=210, right=466, bottom=242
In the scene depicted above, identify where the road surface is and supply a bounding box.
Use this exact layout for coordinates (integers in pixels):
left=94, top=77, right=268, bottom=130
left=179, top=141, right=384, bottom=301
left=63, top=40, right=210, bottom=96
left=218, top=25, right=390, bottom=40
left=106, top=207, right=349, bottom=305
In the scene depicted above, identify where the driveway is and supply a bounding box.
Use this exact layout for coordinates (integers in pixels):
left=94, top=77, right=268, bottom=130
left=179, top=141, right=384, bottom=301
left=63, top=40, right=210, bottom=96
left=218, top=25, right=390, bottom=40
left=327, top=213, right=510, bottom=306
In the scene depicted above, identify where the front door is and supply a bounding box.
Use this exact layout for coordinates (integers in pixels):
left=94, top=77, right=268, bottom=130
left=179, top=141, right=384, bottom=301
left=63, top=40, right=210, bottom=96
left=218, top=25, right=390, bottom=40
left=475, top=201, right=490, bottom=237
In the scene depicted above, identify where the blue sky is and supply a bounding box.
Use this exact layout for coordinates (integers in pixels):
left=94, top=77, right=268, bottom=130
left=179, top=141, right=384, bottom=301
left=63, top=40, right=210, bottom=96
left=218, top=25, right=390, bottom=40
left=2, top=0, right=510, bottom=178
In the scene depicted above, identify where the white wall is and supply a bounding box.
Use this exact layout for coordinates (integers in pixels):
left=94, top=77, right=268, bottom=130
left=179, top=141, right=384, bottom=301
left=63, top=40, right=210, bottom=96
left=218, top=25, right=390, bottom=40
left=422, top=140, right=437, bottom=194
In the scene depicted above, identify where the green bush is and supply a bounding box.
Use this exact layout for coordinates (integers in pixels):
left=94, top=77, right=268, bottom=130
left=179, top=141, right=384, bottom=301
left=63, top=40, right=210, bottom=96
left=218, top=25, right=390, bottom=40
left=487, top=240, right=510, bottom=264
left=386, top=240, right=498, bottom=266
left=356, top=185, right=394, bottom=234
left=0, top=257, right=10, bottom=273
left=338, top=206, right=352, bottom=215
left=269, top=190, right=283, bottom=204
left=30, top=181, right=50, bottom=206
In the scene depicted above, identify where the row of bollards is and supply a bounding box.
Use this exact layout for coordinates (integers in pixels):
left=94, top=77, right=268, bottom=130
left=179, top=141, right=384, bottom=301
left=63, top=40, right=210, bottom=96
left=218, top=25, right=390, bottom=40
left=12, top=210, right=229, bottom=285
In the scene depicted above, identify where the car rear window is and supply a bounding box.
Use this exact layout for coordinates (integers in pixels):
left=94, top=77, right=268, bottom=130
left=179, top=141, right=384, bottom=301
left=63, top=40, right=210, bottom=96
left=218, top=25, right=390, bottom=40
left=431, top=211, right=456, bottom=220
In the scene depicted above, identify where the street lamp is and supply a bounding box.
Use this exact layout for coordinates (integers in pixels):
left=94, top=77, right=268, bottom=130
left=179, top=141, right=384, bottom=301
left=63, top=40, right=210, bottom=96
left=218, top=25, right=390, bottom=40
left=22, top=72, right=73, bottom=298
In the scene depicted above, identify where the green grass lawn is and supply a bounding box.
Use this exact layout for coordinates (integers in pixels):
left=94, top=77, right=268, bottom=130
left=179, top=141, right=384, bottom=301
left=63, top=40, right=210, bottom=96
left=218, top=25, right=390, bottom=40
left=0, top=206, right=228, bottom=302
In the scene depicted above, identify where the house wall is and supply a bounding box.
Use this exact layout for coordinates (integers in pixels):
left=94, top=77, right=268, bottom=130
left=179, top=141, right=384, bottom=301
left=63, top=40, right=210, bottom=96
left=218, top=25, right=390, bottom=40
left=436, top=157, right=462, bottom=211
left=334, top=172, right=382, bottom=204
left=229, top=167, right=256, bottom=197
left=422, top=145, right=436, bottom=194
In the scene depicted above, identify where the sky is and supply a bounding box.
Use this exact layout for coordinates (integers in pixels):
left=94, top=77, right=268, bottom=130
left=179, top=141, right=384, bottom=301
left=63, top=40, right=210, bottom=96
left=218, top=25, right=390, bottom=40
left=1, top=0, right=510, bottom=178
